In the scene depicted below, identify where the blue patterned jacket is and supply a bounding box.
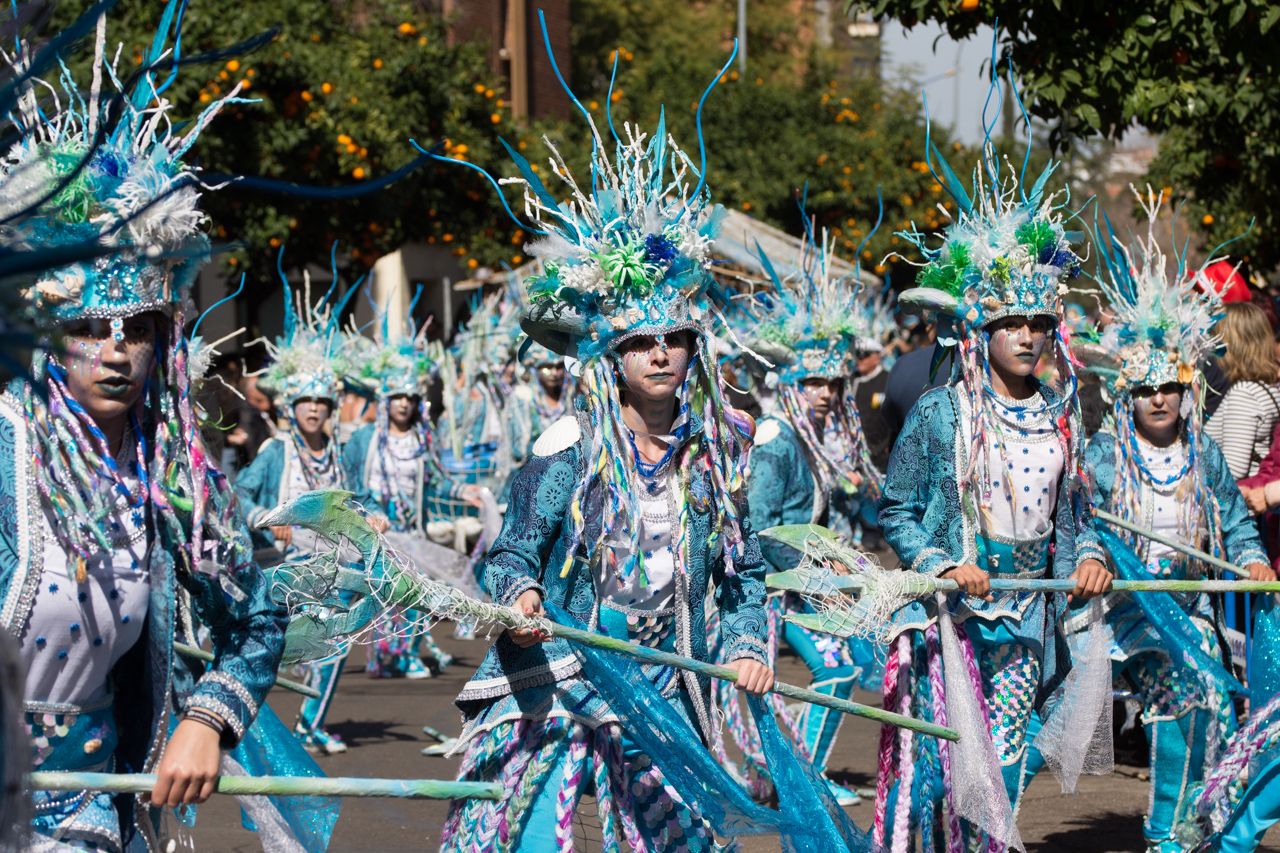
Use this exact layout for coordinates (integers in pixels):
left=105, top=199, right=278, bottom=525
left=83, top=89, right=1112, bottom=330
left=339, top=423, right=465, bottom=531
left=456, top=414, right=770, bottom=732
left=1086, top=431, right=1266, bottom=570
left=747, top=417, right=820, bottom=571
left=878, top=382, right=1105, bottom=699
left=0, top=382, right=286, bottom=846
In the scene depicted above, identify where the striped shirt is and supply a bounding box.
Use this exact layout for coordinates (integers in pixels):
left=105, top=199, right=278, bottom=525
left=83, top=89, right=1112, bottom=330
left=1205, top=380, right=1280, bottom=479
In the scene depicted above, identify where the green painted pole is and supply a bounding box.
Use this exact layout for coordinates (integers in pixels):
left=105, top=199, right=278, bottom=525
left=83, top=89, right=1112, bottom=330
left=538, top=621, right=958, bottom=742
left=26, top=771, right=502, bottom=801
left=768, top=573, right=1280, bottom=595
left=1093, top=508, right=1250, bottom=578
left=174, top=643, right=320, bottom=699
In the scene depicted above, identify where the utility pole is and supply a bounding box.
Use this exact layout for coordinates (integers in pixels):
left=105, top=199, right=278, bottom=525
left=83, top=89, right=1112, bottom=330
left=737, top=0, right=747, bottom=73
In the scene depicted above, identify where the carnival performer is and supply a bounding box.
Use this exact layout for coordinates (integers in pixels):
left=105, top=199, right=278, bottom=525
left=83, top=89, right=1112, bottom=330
left=235, top=255, right=357, bottom=756
left=1, top=8, right=287, bottom=848
left=342, top=306, right=488, bottom=679
left=508, top=336, right=575, bottom=469
left=425, top=69, right=798, bottom=844
left=438, top=291, right=521, bottom=495
left=875, top=125, right=1112, bottom=846
left=734, top=223, right=884, bottom=806
left=1076, top=189, right=1274, bottom=853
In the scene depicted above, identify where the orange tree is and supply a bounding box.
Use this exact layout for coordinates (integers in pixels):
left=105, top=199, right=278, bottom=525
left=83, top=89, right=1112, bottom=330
left=50, top=0, right=530, bottom=284
left=514, top=0, right=969, bottom=284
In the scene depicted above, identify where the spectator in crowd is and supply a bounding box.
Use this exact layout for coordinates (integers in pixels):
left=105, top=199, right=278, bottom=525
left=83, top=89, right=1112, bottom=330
left=850, top=344, right=892, bottom=473
left=1206, top=302, right=1280, bottom=479
left=881, top=321, right=954, bottom=437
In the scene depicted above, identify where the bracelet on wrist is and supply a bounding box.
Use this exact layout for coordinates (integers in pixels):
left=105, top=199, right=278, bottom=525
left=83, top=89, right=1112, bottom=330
left=183, top=708, right=226, bottom=736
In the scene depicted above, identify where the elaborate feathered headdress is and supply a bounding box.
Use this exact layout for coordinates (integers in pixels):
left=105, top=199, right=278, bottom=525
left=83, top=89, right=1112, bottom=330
left=749, top=196, right=885, bottom=385
left=1, top=5, right=245, bottom=337
left=349, top=285, right=436, bottom=399
left=257, top=249, right=351, bottom=405
left=1084, top=187, right=1223, bottom=395
left=896, top=151, right=1081, bottom=336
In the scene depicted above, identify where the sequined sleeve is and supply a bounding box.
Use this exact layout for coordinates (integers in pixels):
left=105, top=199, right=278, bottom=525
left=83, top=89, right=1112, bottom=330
left=179, top=515, right=287, bottom=746
left=878, top=388, right=961, bottom=577
left=746, top=431, right=800, bottom=571
left=480, top=443, right=581, bottom=607
left=714, top=488, right=770, bottom=665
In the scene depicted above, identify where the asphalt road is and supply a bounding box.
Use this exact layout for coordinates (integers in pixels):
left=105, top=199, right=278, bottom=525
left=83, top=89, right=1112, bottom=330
left=188, top=629, right=1280, bottom=852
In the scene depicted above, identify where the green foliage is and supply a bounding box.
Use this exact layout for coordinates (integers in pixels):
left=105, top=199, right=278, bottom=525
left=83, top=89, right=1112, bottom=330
left=851, top=0, right=1280, bottom=269
left=533, top=0, right=966, bottom=283
left=51, top=0, right=528, bottom=280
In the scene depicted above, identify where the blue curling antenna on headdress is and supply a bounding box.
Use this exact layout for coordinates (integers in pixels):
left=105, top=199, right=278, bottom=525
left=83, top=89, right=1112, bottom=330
left=0, top=1, right=252, bottom=340
left=894, top=56, right=1082, bottom=341
left=255, top=245, right=355, bottom=406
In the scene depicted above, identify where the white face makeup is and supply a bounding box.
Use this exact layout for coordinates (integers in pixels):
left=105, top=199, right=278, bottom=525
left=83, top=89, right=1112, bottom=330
left=58, top=313, right=159, bottom=427
left=387, top=394, right=417, bottom=431
left=616, top=331, right=694, bottom=405
left=536, top=362, right=565, bottom=394
left=292, top=398, right=333, bottom=442
left=799, top=376, right=840, bottom=424
left=1132, top=382, right=1184, bottom=445
left=985, top=315, right=1053, bottom=379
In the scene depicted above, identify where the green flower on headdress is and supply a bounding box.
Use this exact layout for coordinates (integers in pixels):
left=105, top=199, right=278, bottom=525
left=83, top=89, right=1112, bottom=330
left=45, top=144, right=98, bottom=224
left=989, top=255, right=1014, bottom=286
left=917, top=240, right=971, bottom=296
left=597, top=240, right=658, bottom=294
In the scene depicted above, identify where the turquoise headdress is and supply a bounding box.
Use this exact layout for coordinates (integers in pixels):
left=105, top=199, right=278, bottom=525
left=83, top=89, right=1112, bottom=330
left=423, top=87, right=729, bottom=364
left=257, top=249, right=352, bottom=405
left=1083, top=187, right=1223, bottom=395
left=750, top=197, right=884, bottom=385
left=895, top=65, right=1082, bottom=339
left=350, top=286, right=436, bottom=399
left=1, top=3, right=248, bottom=337
left=752, top=239, right=863, bottom=384
left=897, top=154, right=1081, bottom=335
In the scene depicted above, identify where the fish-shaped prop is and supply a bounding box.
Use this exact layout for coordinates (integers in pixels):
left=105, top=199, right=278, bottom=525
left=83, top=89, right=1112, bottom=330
left=761, top=524, right=1280, bottom=643
left=260, top=491, right=960, bottom=742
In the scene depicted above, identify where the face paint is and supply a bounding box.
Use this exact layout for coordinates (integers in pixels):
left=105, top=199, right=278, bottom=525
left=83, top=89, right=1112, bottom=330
left=387, top=395, right=417, bottom=430
left=616, top=332, right=694, bottom=403
left=293, top=398, right=333, bottom=440
left=985, top=316, right=1050, bottom=379
left=57, top=314, right=158, bottom=425
left=1132, top=383, right=1184, bottom=444
left=799, top=377, right=839, bottom=422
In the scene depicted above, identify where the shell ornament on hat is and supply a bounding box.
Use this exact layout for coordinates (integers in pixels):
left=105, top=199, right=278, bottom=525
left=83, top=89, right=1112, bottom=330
left=0, top=3, right=246, bottom=339
left=257, top=248, right=352, bottom=406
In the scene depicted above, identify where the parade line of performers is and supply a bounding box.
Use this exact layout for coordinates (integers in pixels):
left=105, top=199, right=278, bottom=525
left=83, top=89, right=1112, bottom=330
left=8, top=3, right=1280, bottom=852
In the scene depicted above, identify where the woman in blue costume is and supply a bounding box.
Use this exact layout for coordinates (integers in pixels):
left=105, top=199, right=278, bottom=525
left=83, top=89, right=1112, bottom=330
left=428, top=86, right=784, bottom=846
left=342, top=312, right=486, bottom=679
left=1074, top=188, right=1273, bottom=853
left=508, top=337, right=576, bottom=471
left=874, top=126, right=1112, bottom=848
left=235, top=258, right=356, bottom=756
left=731, top=222, right=884, bottom=807
left=0, top=8, right=287, bottom=849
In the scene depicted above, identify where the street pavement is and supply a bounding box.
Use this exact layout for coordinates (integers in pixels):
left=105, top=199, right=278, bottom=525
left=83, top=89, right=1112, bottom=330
left=191, top=630, right=1279, bottom=852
